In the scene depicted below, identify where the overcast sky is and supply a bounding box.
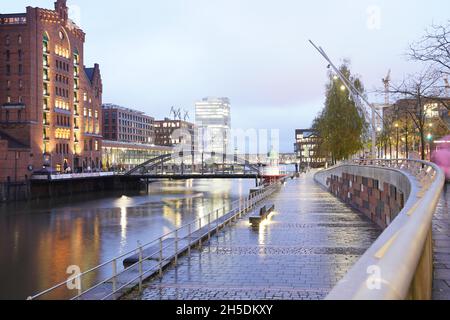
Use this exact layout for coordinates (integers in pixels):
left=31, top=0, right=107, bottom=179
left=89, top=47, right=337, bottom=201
left=3, top=0, right=450, bottom=151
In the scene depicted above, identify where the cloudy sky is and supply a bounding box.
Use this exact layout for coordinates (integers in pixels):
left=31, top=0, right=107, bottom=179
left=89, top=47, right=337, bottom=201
left=4, top=0, right=450, bottom=151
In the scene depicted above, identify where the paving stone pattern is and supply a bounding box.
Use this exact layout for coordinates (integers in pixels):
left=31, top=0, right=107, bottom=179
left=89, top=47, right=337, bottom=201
left=433, top=183, right=450, bottom=300
left=134, top=174, right=382, bottom=300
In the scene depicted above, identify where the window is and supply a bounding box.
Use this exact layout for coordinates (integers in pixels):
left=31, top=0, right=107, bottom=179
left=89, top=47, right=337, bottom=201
left=18, top=64, right=23, bottom=75
left=5, top=36, right=10, bottom=46
left=6, top=64, right=10, bottom=75
left=6, top=80, right=10, bottom=90
left=7, top=96, right=11, bottom=103
left=18, top=35, right=22, bottom=45
left=19, top=79, right=23, bottom=89
left=17, top=110, right=21, bottom=121
left=18, top=49, right=22, bottom=60
left=6, top=50, right=10, bottom=61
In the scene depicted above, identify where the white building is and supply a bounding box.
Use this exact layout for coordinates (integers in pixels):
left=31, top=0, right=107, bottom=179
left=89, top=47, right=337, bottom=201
left=195, top=97, right=231, bottom=155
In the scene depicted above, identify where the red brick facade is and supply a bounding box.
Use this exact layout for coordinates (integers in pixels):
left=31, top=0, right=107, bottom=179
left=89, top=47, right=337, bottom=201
left=0, top=0, right=102, bottom=179
left=327, top=173, right=405, bottom=229
left=0, top=133, right=32, bottom=182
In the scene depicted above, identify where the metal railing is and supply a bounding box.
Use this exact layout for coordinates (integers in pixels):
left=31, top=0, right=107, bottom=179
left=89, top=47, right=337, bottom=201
left=315, top=159, right=445, bottom=300
left=27, top=179, right=285, bottom=300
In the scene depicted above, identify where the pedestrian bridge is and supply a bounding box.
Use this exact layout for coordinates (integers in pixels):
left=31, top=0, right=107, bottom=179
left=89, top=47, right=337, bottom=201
left=124, top=151, right=263, bottom=178
left=28, top=159, right=445, bottom=300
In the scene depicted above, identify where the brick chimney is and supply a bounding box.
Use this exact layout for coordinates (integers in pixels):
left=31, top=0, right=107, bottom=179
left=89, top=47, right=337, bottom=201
left=55, top=0, right=68, bottom=22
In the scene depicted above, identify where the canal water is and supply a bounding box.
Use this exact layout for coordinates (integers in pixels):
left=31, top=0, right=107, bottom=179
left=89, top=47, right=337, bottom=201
left=0, top=178, right=256, bottom=300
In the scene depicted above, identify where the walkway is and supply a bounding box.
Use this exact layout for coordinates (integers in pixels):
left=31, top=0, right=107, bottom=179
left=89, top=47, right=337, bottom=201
left=129, top=173, right=381, bottom=300
left=432, top=183, right=450, bottom=300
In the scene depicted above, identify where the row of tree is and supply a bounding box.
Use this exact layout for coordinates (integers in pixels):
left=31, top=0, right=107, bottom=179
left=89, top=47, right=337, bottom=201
left=313, top=22, right=450, bottom=162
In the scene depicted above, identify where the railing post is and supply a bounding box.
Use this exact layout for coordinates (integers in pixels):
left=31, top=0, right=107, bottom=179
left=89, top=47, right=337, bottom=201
left=208, top=213, right=211, bottom=240
left=174, top=229, right=178, bottom=265
left=216, top=209, right=220, bottom=229
left=112, top=259, right=117, bottom=294
left=188, top=223, right=191, bottom=256
left=159, top=238, right=163, bottom=277
left=138, top=245, right=143, bottom=293
left=77, top=273, right=83, bottom=298
left=198, top=218, right=202, bottom=247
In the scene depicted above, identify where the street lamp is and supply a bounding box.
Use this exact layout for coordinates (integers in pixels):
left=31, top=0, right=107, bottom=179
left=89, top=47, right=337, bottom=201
left=395, top=122, right=399, bottom=159
left=309, top=40, right=382, bottom=160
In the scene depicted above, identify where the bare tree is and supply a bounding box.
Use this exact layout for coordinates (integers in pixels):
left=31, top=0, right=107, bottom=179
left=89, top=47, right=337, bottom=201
left=388, top=67, right=442, bottom=160
left=409, top=22, right=450, bottom=110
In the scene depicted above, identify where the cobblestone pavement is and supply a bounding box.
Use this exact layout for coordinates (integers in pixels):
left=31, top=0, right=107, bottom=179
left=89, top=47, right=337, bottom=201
left=433, top=183, right=450, bottom=300
left=134, top=173, right=382, bottom=300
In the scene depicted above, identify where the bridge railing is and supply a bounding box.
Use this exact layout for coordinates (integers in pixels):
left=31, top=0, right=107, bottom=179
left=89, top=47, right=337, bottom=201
left=315, top=159, right=445, bottom=300
left=27, top=179, right=285, bottom=300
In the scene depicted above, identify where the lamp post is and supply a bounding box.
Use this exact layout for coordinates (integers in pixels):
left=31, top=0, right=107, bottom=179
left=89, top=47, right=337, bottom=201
left=309, top=40, right=382, bottom=160
left=395, top=122, right=399, bottom=159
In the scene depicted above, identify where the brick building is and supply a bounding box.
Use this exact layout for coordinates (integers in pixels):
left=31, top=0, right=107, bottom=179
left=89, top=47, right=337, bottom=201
left=102, top=104, right=154, bottom=144
left=0, top=0, right=102, bottom=177
left=154, top=118, right=195, bottom=149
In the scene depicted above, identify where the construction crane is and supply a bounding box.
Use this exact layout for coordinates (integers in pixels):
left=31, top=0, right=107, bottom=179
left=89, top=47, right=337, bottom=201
left=170, top=107, right=182, bottom=120
left=170, top=106, right=177, bottom=120
left=183, top=110, right=190, bottom=121
left=382, top=69, right=391, bottom=105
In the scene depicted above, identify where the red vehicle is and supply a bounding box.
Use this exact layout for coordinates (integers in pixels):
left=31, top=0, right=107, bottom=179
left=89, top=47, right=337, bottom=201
left=432, top=135, right=450, bottom=181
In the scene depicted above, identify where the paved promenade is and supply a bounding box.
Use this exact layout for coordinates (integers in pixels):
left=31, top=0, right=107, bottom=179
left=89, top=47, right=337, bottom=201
left=131, top=173, right=381, bottom=300
left=432, top=183, right=450, bottom=300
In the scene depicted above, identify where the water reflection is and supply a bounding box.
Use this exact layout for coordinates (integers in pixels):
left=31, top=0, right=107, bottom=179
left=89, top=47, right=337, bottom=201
left=0, top=178, right=254, bottom=300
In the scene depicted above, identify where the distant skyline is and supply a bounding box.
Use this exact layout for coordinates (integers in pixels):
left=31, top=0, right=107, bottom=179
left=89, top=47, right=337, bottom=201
left=3, top=0, right=450, bottom=151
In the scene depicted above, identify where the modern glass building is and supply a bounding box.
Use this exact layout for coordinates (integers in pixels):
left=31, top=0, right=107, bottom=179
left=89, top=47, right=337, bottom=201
left=195, top=97, right=231, bottom=155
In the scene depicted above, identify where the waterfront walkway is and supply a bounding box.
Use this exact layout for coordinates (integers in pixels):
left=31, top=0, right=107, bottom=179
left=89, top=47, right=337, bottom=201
left=129, top=173, right=381, bottom=300
left=432, top=183, right=450, bottom=300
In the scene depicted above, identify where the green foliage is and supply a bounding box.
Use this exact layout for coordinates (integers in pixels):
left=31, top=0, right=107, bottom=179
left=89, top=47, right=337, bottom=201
left=313, top=63, right=368, bottom=162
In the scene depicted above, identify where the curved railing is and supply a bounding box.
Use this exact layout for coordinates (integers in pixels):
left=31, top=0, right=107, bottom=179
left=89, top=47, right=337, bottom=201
left=314, top=159, right=445, bottom=300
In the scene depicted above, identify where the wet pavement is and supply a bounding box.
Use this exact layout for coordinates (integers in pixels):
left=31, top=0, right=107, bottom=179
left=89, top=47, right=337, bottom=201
left=133, top=173, right=382, bottom=300
left=432, top=183, right=450, bottom=300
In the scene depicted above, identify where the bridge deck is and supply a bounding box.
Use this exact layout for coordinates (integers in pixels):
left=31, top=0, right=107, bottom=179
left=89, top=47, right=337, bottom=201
left=127, top=172, right=381, bottom=300
left=432, top=183, right=450, bottom=300
left=125, top=174, right=261, bottom=180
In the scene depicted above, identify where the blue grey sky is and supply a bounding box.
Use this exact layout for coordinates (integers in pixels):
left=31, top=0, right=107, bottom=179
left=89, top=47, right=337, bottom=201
left=3, top=0, right=450, bottom=151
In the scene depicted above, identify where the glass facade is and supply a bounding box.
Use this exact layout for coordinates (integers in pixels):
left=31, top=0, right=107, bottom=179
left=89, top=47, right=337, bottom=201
left=195, top=97, right=231, bottom=155
left=102, top=141, right=172, bottom=172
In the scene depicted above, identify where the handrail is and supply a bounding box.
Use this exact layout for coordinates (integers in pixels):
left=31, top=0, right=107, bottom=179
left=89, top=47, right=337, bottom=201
left=28, top=178, right=285, bottom=300
left=315, top=159, right=445, bottom=300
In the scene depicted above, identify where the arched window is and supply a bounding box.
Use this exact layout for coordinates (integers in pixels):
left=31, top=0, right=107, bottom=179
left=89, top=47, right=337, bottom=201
left=18, top=35, right=22, bottom=45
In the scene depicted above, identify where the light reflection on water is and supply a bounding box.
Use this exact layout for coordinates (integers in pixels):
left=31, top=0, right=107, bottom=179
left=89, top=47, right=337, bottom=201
left=0, top=178, right=254, bottom=300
